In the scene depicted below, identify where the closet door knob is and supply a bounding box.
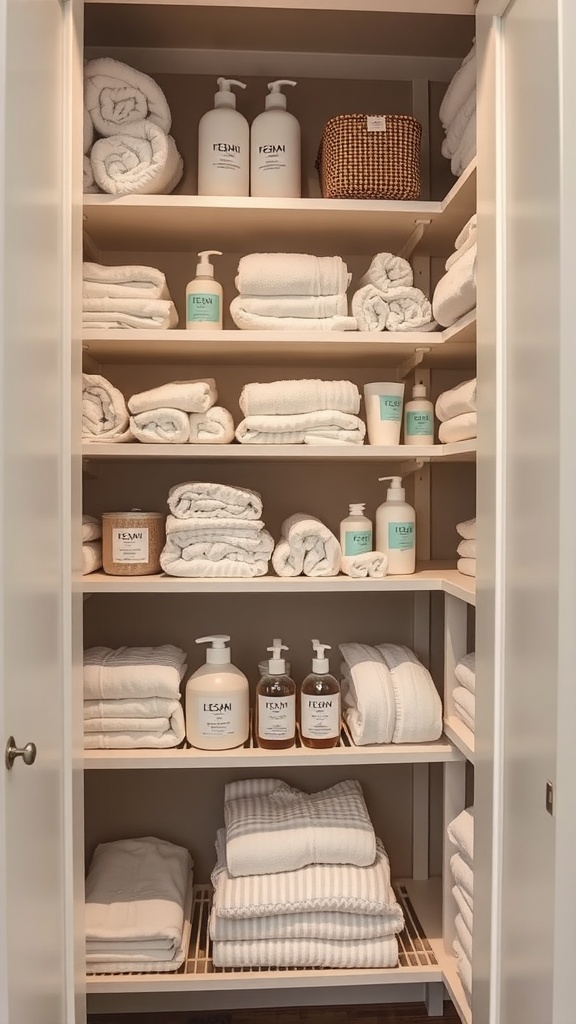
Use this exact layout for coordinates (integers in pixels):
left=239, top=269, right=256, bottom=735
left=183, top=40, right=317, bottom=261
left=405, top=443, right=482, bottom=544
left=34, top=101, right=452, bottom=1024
left=5, top=736, right=37, bottom=769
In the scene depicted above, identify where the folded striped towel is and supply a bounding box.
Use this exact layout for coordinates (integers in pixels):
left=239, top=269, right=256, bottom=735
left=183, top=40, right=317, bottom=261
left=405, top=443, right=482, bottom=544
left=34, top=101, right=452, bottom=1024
left=239, top=379, right=360, bottom=417
left=448, top=807, right=474, bottom=865
left=455, top=912, right=473, bottom=963
left=167, top=480, right=262, bottom=521
left=209, top=904, right=404, bottom=941
left=211, top=933, right=399, bottom=969
left=223, top=778, right=376, bottom=877
left=454, top=686, right=475, bottom=729
left=83, top=645, right=187, bottom=701
left=450, top=852, right=473, bottom=902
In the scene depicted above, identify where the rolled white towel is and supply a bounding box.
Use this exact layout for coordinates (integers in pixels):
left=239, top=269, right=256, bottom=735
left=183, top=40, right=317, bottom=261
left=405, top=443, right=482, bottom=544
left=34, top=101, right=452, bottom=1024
left=128, top=379, right=216, bottom=415
left=82, top=373, right=131, bottom=442
left=351, top=284, right=389, bottom=332
left=239, top=379, right=360, bottom=417
left=455, top=652, right=476, bottom=693
left=442, top=89, right=476, bottom=159
left=455, top=214, right=477, bottom=251
left=359, top=252, right=413, bottom=294
left=272, top=513, right=341, bottom=577
left=83, top=155, right=99, bottom=194
left=82, top=541, right=103, bottom=575
left=341, top=551, right=388, bottom=578
left=130, top=408, right=190, bottom=444
left=235, top=253, right=350, bottom=297
left=457, top=538, right=476, bottom=558
left=83, top=263, right=169, bottom=301
left=84, top=57, right=172, bottom=136
left=456, top=517, right=476, bottom=540
left=82, top=296, right=179, bottom=330
left=83, top=645, right=186, bottom=701
left=439, top=43, right=476, bottom=130
left=160, top=516, right=273, bottom=578
left=167, top=480, right=262, bottom=521
left=188, top=407, right=235, bottom=444
left=445, top=222, right=477, bottom=272
left=438, top=412, right=477, bottom=443
left=82, top=514, right=101, bottom=542
left=91, top=124, right=183, bottom=197
left=230, top=297, right=356, bottom=332
left=457, top=557, right=476, bottom=578
left=236, top=410, right=365, bottom=446
left=83, top=107, right=94, bottom=154
left=447, top=806, right=474, bottom=865
left=384, top=287, right=435, bottom=332
left=233, top=294, right=348, bottom=319
left=432, top=244, right=477, bottom=327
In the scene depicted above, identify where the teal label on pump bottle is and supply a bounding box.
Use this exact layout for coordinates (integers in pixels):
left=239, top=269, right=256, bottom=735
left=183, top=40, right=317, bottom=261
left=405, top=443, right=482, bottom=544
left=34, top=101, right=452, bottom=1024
left=406, top=411, right=433, bottom=436
left=379, top=395, right=402, bottom=421
left=187, top=293, right=220, bottom=323
left=388, top=522, right=414, bottom=550
left=344, top=530, right=372, bottom=556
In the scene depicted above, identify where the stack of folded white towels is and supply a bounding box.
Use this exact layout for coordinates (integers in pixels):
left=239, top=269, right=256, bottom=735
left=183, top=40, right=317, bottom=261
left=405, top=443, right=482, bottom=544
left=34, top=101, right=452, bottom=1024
left=340, top=643, right=443, bottom=745
left=210, top=778, right=405, bottom=969
left=453, top=652, right=476, bottom=734
left=82, top=515, right=102, bottom=575
left=352, top=252, right=436, bottom=333
left=432, top=216, right=477, bottom=328
left=435, top=378, right=477, bottom=444
left=448, top=807, right=474, bottom=1007
left=82, top=372, right=132, bottom=443
left=84, top=58, right=183, bottom=196
left=85, top=836, right=193, bottom=974
left=128, top=378, right=234, bottom=444
left=82, top=262, right=178, bottom=331
left=456, top=517, right=476, bottom=578
left=83, top=644, right=187, bottom=749
left=160, top=481, right=274, bottom=578
left=230, top=254, right=357, bottom=332
left=440, top=42, right=476, bottom=177
left=236, top=378, right=365, bottom=445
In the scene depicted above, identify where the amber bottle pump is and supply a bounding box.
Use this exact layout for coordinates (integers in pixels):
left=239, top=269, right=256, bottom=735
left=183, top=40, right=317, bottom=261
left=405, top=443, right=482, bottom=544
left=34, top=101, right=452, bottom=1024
left=255, top=639, right=296, bottom=750
left=300, top=640, right=341, bottom=749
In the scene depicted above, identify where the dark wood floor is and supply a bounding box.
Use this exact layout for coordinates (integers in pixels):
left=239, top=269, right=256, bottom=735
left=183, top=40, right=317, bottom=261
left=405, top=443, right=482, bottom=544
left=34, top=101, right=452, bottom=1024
left=90, top=1002, right=461, bottom=1024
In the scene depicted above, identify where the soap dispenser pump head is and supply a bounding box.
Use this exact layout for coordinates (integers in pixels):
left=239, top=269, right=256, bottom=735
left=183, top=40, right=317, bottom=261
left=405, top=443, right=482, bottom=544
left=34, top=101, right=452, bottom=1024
left=265, top=79, right=297, bottom=109
left=196, top=634, right=231, bottom=664
left=267, top=638, right=288, bottom=675
left=378, top=475, right=406, bottom=502
left=196, top=250, right=222, bottom=277
left=412, top=383, right=427, bottom=398
left=311, top=639, right=331, bottom=674
left=215, top=77, right=247, bottom=109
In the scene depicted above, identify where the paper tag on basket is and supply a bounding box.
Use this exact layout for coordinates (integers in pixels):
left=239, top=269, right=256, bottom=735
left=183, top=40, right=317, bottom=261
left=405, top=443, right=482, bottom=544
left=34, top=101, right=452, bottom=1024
left=366, top=115, right=387, bottom=132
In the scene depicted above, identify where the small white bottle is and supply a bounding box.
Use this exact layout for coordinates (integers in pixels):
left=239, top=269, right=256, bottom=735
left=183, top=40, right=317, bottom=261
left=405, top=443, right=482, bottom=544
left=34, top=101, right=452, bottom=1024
left=375, top=476, right=416, bottom=575
left=250, top=80, right=301, bottom=198
left=255, top=639, right=296, bottom=750
left=198, top=78, right=249, bottom=197
left=185, top=635, right=249, bottom=750
left=186, top=250, right=223, bottom=330
left=300, top=641, right=341, bottom=749
left=403, top=383, right=435, bottom=445
left=339, top=503, right=373, bottom=558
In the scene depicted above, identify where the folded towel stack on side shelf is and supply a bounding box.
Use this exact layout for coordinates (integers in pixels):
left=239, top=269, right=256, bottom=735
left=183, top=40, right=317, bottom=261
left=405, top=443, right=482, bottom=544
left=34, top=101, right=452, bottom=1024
left=236, top=378, right=365, bottom=445
left=82, top=373, right=132, bottom=443
left=340, top=643, right=443, bottom=745
left=160, top=481, right=274, bottom=578
left=440, top=43, right=477, bottom=177
left=82, top=515, right=102, bottom=575
left=127, top=378, right=234, bottom=444
left=454, top=652, right=476, bottom=732
left=83, top=644, right=187, bottom=749
left=448, top=807, right=474, bottom=1005
left=82, top=263, right=178, bottom=330
left=85, top=836, right=193, bottom=973
left=435, top=378, right=477, bottom=444
left=456, top=517, right=476, bottom=578
left=209, top=778, right=404, bottom=968
left=84, top=58, right=183, bottom=195
left=352, top=252, right=436, bottom=332
left=432, top=216, right=477, bottom=328
left=230, top=254, right=357, bottom=331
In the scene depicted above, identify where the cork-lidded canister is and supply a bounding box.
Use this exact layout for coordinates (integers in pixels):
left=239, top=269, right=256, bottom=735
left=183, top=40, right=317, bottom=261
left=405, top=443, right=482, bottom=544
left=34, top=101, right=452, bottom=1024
left=102, top=510, right=165, bottom=576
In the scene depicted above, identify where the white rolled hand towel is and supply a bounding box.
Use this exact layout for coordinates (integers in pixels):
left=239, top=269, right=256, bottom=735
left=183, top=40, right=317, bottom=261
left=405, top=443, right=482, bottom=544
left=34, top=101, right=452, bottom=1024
left=451, top=112, right=477, bottom=177
left=239, top=379, right=360, bottom=417
left=432, top=243, right=477, bottom=327
left=167, top=480, right=262, bottom=521
left=82, top=296, right=178, bottom=330
left=436, top=378, right=477, bottom=422
left=83, top=156, right=99, bottom=194
left=128, top=379, right=217, bottom=415
left=234, top=294, right=348, bottom=318
left=82, top=514, right=102, bottom=541
left=457, top=557, right=476, bottom=578
left=457, top=538, right=476, bottom=558
left=456, top=517, right=476, bottom=540
left=188, top=407, right=235, bottom=444
left=439, top=43, right=476, bottom=130
left=235, top=253, right=350, bottom=297
left=84, top=107, right=94, bottom=154
left=82, top=373, right=131, bottom=442
left=84, top=57, right=172, bottom=136
left=438, top=412, right=477, bottom=443
left=272, top=513, right=341, bottom=577
left=352, top=284, right=389, bottom=332
left=230, top=298, right=356, bottom=332
left=359, top=252, right=413, bottom=294
left=82, top=541, right=103, bottom=575
left=442, top=89, right=476, bottom=159
left=83, top=262, right=169, bottom=300
left=91, top=123, right=183, bottom=197
left=447, top=807, right=474, bottom=865
left=384, top=287, right=435, bottom=332
left=130, top=408, right=190, bottom=444
left=341, top=552, right=388, bottom=578
left=236, top=410, right=365, bottom=445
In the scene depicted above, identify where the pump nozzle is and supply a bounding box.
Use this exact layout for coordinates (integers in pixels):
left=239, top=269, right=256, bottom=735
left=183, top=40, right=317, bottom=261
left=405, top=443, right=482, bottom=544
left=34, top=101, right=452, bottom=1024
left=196, top=634, right=231, bottom=664
left=196, top=250, right=222, bottom=277
left=266, top=638, right=289, bottom=674
left=311, top=639, right=331, bottom=674
left=215, top=78, right=247, bottom=109
left=265, top=79, right=297, bottom=110
left=378, top=476, right=405, bottom=501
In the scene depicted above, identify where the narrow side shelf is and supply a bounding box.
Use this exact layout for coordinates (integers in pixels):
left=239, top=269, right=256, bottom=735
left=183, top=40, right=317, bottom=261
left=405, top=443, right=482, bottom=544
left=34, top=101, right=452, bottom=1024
left=443, top=716, right=475, bottom=764
left=82, top=440, right=477, bottom=462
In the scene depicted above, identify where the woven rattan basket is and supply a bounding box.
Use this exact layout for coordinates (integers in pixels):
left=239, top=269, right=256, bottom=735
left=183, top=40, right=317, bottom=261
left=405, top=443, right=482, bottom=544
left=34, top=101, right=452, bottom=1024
left=315, top=113, right=422, bottom=200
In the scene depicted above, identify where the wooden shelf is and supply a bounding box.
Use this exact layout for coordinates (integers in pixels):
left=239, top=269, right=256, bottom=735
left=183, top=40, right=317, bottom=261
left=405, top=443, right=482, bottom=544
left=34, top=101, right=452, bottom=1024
left=82, top=439, right=476, bottom=462
left=443, top=716, right=475, bottom=764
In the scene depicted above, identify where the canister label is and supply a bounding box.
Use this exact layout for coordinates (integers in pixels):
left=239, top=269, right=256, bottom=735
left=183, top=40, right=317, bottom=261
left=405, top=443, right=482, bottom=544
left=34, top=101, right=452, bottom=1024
left=344, top=529, right=372, bottom=556
left=187, top=293, right=220, bottom=323
left=388, top=522, right=414, bottom=551
left=112, top=527, right=149, bottom=563
left=379, top=395, right=402, bottom=421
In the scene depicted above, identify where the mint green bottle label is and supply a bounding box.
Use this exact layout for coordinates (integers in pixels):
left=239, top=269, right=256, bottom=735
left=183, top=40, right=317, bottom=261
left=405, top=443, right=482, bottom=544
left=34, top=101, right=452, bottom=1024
left=187, top=292, right=220, bottom=324
left=388, top=522, right=414, bottom=550
left=406, top=411, right=433, bottom=437
left=379, top=395, right=402, bottom=421
left=344, top=529, right=372, bottom=556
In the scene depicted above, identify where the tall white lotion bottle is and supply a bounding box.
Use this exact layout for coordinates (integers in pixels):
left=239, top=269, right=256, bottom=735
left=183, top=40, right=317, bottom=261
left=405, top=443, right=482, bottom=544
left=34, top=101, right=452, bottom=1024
left=375, top=476, right=416, bottom=575
left=185, top=635, right=250, bottom=750
left=186, top=250, right=223, bottom=330
left=198, top=78, right=249, bottom=197
left=250, top=80, right=301, bottom=198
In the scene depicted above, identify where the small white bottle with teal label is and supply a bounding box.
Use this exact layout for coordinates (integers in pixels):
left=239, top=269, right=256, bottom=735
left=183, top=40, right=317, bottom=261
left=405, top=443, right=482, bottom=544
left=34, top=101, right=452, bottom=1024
left=375, top=476, right=416, bottom=575
left=339, top=503, right=373, bottom=557
left=403, top=383, right=434, bottom=445
left=186, top=250, right=223, bottom=331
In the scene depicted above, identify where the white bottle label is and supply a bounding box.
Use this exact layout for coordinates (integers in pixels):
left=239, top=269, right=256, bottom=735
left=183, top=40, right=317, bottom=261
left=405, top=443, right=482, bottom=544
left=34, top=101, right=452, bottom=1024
left=112, top=527, right=149, bottom=563
left=301, top=693, right=341, bottom=740
left=211, top=142, right=243, bottom=172
left=192, top=693, right=246, bottom=739
left=187, top=293, right=220, bottom=324
left=367, top=115, right=387, bottom=132
left=344, top=529, right=372, bottom=556
left=388, top=522, right=414, bottom=551
left=256, top=143, right=288, bottom=174
left=406, top=411, right=433, bottom=437
left=258, top=693, right=295, bottom=741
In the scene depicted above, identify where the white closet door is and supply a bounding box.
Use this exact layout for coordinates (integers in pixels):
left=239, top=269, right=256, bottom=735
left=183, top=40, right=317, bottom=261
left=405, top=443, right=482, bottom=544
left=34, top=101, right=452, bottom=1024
left=0, top=0, right=74, bottom=1018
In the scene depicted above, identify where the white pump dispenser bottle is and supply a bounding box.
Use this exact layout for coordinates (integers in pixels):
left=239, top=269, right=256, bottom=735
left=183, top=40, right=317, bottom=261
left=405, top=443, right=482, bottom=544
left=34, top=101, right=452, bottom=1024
left=255, top=638, right=296, bottom=750
left=186, top=250, right=223, bottom=330
left=250, top=80, right=301, bottom=198
left=403, top=383, right=435, bottom=444
left=300, top=640, right=341, bottom=749
left=198, top=78, right=249, bottom=197
left=375, top=476, right=416, bottom=575
left=185, top=634, right=249, bottom=749
left=339, top=503, right=373, bottom=557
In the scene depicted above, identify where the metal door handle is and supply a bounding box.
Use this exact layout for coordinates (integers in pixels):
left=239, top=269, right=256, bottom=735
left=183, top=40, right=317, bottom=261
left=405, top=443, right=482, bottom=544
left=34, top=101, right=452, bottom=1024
left=5, top=736, right=37, bottom=769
